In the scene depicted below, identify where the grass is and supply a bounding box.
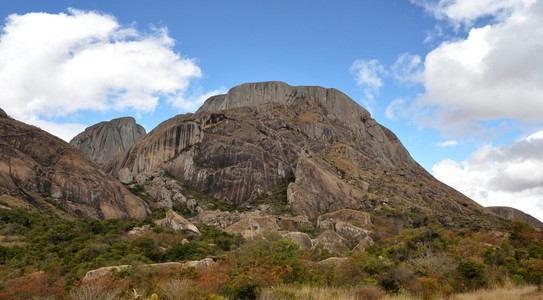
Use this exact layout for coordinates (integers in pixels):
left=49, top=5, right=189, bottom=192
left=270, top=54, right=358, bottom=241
left=260, top=284, right=543, bottom=300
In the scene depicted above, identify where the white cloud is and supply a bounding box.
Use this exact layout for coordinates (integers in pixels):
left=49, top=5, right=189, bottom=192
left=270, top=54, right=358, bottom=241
left=0, top=9, right=202, bottom=140
left=168, top=88, right=227, bottom=111
left=23, top=116, right=87, bottom=142
left=350, top=59, right=387, bottom=102
left=435, top=140, right=458, bottom=147
left=433, top=129, right=543, bottom=221
left=391, top=53, right=424, bottom=85
left=411, top=0, right=534, bottom=26
left=401, top=0, right=543, bottom=137
left=385, top=98, right=408, bottom=121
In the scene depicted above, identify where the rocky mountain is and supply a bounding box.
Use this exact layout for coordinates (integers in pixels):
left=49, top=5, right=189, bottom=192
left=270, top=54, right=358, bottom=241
left=105, top=81, right=502, bottom=228
left=0, top=110, right=150, bottom=219
left=70, top=117, right=146, bottom=164
left=488, top=206, right=543, bottom=229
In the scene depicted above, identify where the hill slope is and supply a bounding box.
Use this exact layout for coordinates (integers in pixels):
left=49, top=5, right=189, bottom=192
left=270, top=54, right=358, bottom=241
left=0, top=110, right=149, bottom=219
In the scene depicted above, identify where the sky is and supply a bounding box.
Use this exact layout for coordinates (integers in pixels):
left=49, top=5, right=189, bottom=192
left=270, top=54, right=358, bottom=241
left=1, top=0, right=543, bottom=221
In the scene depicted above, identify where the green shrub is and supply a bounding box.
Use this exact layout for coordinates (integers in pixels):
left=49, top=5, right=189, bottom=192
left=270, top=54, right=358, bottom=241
left=456, top=260, right=487, bottom=291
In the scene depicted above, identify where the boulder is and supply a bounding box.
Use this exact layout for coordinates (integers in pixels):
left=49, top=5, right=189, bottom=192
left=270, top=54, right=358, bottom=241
left=155, top=210, right=201, bottom=235
left=127, top=224, right=152, bottom=237
left=193, top=210, right=242, bottom=229
left=225, top=216, right=279, bottom=239
left=334, top=221, right=372, bottom=243
left=83, top=258, right=215, bottom=282
left=317, top=209, right=372, bottom=230
left=352, top=236, right=374, bottom=252
left=316, top=257, right=348, bottom=267
left=277, top=215, right=312, bottom=231
left=316, top=230, right=349, bottom=252
left=281, top=232, right=313, bottom=250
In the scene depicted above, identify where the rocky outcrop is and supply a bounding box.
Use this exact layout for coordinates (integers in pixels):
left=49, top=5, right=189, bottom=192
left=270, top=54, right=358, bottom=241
left=0, top=115, right=150, bottom=219
left=70, top=117, right=146, bottom=164
left=316, top=257, right=348, bottom=267
left=334, top=221, right=372, bottom=243
left=83, top=258, right=215, bottom=281
left=488, top=206, right=543, bottom=229
left=225, top=216, right=280, bottom=239
left=0, top=108, right=8, bottom=118
left=316, top=230, right=349, bottom=253
left=106, top=82, right=503, bottom=229
left=352, top=236, right=374, bottom=252
left=317, top=209, right=372, bottom=230
left=155, top=210, right=201, bottom=234
left=281, top=232, right=313, bottom=250
left=288, top=158, right=369, bottom=220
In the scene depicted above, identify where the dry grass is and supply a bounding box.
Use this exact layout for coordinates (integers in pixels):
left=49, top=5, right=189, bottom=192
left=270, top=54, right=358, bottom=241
left=260, top=285, right=384, bottom=300
left=260, top=285, right=543, bottom=300
left=447, top=285, right=542, bottom=300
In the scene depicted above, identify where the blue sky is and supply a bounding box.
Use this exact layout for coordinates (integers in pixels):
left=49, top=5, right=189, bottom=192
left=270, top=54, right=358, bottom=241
left=1, top=0, right=543, bottom=220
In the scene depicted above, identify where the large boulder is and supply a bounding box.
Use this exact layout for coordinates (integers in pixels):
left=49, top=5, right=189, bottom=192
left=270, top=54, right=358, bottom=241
left=317, top=209, right=372, bottom=230
left=192, top=210, right=242, bottom=229
left=315, top=230, right=349, bottom=253
left=155, top=210, right=201, bottom=235
left=225, top=216, right=279, bottom=239
left=281, top=232, right=313, bottom=250
left=334, top=221, right=372, bottom=243
left=352, top=236, right=374, bottom=252
left=83, top=258, right=215, bottom=282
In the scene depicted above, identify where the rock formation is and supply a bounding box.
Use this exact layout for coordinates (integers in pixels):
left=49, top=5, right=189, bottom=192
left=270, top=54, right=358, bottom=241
left=0, top=112, right=150, bottom=219
left=70, top=117, right=146, bottom=164
left=105, top=81, right=502, bottom=228
left=155, top=210, right=201, bottom=234
left=488, top=206, right=543, bottom=229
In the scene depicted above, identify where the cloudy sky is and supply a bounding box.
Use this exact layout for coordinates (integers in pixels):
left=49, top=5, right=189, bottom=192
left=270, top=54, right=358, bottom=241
left=1, top=0, right=542, bottom=221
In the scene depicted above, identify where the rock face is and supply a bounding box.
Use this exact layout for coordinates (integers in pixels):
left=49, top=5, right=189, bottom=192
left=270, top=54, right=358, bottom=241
left=0, top=114, right=150, bottom=219
left=488, top=206, right=543, bottom=229
left=70, top=117, right=146, bottom=164
left=106, top=82, right=502, bottom=228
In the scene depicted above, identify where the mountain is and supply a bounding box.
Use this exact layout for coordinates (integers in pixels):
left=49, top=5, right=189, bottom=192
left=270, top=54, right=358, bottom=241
left=69, top=117, right=146, bottom=164
left=0, top=110, right=150, bottom=219
left=488, top=206, right=543, bottom=229
left=105, top=81, right=501, bottom=228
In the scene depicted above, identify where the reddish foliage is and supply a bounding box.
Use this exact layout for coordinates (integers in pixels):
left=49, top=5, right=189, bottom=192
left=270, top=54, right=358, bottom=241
left=0, top=272, right=65, bottom=300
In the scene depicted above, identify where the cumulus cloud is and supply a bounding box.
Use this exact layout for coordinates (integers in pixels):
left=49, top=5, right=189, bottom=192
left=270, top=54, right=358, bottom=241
left=350, top=59, right=387, bottom=102
left=390, top=53, right=424, bottom=85
left=433, top=129, right=543, bottom=221
left=384, top=0, right=543, bottom=138
left=0, top=9, right=202, bottom=140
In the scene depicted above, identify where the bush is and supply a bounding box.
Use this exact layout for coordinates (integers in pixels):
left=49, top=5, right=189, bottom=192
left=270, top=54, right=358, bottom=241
left=456, top=260, right=487, bottom=291
left=225, top=282, right=261, bottom=300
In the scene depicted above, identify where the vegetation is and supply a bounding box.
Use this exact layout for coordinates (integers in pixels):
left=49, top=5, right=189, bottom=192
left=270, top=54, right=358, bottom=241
left=2, top=201, right=543, bottom=299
